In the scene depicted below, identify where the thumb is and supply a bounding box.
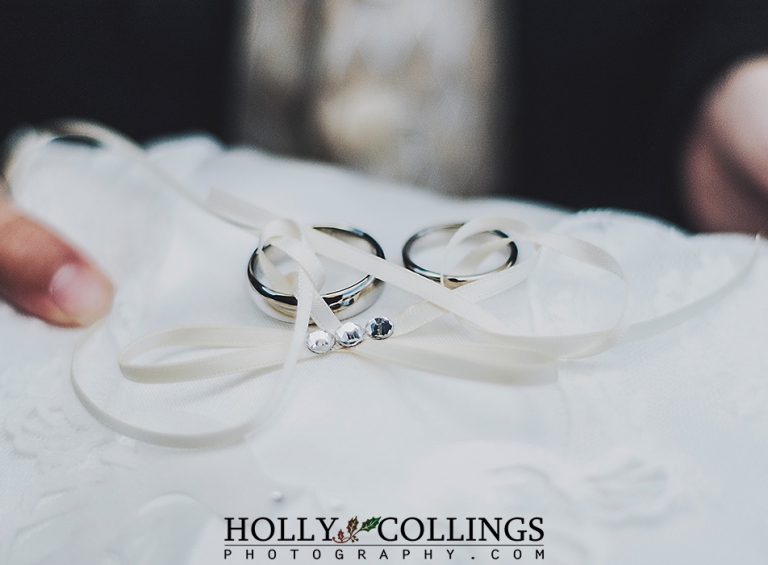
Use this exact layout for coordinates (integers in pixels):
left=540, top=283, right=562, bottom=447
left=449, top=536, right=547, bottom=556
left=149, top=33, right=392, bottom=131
left=0, top=199, right=113, bottom=327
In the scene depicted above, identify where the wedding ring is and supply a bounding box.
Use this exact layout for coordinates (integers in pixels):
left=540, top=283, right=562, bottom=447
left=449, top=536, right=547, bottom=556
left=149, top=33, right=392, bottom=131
left=402, top=223, right=517, bottom=289
left=248, top=226, right=385, bottom=321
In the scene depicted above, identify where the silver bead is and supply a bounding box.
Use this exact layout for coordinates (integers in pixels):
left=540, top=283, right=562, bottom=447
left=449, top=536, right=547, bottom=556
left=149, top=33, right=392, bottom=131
left=365, top=317, right=394, bottom=340
left=334, top=322, right=364, bottom=347
left=306, top=329, right=335, bottom=354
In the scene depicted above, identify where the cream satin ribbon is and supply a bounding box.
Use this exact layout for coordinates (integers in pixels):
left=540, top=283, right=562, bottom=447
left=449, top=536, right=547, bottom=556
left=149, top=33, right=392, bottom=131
left=7, top=121, right=760, bottom=448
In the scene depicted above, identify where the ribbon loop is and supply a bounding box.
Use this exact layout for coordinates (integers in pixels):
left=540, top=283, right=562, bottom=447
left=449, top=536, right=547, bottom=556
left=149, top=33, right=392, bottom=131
left=7, top=120, right=758, bottom=448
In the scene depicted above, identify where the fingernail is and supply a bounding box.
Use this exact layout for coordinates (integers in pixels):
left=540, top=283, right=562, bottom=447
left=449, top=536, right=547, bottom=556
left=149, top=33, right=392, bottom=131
left=49, top=263, right=113, bottom=325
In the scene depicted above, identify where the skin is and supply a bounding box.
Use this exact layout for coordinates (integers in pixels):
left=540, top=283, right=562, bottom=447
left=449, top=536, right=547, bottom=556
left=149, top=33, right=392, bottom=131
left=1, top=57, right=767, bottom=327
left=683, top=56, right=768, bottom=234
left=0, top=197, right=113, bottom=327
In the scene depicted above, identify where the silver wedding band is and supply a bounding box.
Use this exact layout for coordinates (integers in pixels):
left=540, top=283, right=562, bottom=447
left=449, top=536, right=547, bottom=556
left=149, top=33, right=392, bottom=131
left=248, top=226, right=385, bottom=321
left=402, top=223, right=517, bottom=289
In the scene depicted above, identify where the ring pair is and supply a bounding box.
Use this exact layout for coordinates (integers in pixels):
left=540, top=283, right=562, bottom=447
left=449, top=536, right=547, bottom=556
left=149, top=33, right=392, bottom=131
left=248, top=224, right=517, bottom=322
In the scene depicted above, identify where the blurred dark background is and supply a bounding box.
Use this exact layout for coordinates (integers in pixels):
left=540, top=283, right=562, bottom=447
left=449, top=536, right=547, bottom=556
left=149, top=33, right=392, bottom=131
left=2, top=0, right=768, bottom=228
left=0, top=0, right=236, bottom=142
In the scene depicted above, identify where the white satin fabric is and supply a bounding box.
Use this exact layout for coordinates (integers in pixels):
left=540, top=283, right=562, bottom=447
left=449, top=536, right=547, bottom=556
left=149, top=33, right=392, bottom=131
left=1, top=130, right=767, bottom=564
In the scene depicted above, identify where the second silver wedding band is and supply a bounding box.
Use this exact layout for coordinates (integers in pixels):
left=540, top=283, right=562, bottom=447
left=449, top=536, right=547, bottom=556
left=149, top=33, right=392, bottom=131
left=402, top=223, right=518, bottom=289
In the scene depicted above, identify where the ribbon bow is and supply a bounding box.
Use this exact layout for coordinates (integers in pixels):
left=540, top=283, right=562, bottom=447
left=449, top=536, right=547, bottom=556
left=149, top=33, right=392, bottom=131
left=7, top=121, right=758, bottom=448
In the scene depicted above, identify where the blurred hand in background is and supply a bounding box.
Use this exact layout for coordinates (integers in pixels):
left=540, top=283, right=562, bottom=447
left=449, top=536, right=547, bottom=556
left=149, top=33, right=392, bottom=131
left=684, top=56, right=768, bottom=234
left=0, top=196, right=113, bottom=327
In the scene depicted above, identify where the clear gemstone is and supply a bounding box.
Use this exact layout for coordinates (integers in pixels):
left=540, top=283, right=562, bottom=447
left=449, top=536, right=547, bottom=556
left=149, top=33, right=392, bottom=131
left=306, top=329, right=335, bottom=354
left=365, top=317, right=394, bottom=339
left=334, top=322, right=364, bottom=347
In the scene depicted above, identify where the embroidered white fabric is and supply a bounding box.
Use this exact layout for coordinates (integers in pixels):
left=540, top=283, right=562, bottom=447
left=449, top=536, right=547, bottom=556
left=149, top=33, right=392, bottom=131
left=1, top=136, right=767, bottom=564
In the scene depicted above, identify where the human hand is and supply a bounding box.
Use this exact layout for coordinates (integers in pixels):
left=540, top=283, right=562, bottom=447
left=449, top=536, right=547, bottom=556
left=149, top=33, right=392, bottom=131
left=683, top=56, right=768, bottom=233
left=0, top=196, right=113, bottom=327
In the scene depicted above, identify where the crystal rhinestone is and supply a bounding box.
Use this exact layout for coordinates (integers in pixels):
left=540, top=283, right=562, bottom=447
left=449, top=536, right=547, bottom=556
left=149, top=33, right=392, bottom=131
left=306, top=329, right=335, bottom=354
left=334, top=322, right=365, bottom=347
left=365, top=317, right=394, bottom=340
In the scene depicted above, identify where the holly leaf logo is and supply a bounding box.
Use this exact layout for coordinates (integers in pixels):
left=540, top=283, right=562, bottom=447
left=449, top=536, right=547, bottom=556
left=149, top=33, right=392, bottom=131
left=347, top=517, right=359, bottom=536
left=360, top=517, right=381, bottom=532
left=333, top=515, right=379, bottom=543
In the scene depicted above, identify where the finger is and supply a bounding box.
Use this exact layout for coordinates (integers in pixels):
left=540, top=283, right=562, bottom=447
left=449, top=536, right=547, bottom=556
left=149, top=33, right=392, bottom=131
left=0, top=200, right=113, bottom=327
left=705, top=57, right=768, bottom=193
left=683, top=123, right=768, bottom=233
